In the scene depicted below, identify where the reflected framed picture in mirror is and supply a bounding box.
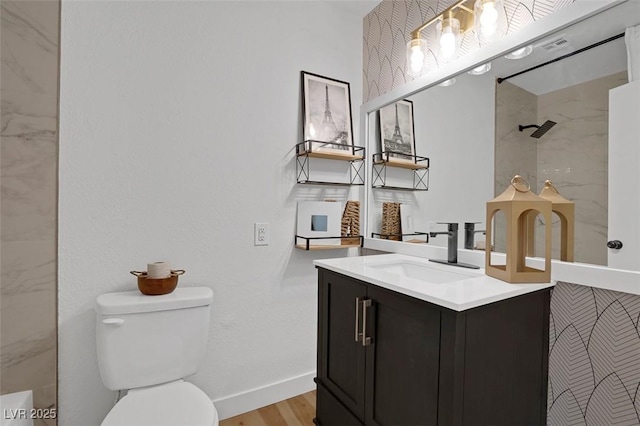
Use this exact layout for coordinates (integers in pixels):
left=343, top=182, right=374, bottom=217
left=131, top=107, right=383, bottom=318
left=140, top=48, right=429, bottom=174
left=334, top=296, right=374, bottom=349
left=379, top=99, right=416, bottom=163
left=301, top=71, right=354, bottom=154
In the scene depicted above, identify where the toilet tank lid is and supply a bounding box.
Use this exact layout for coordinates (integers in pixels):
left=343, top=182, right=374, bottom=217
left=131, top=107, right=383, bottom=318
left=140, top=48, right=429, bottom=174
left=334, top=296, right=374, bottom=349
left=96, top=287, right=213, bottom=315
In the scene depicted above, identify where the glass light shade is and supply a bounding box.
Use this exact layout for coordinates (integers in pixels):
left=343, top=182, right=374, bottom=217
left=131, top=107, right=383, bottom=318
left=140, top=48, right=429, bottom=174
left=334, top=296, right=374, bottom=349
left=436, top=18, right=460, bottom=60
left=504, top=45, right=533, bottom=59
left=474, top=0, right=506, bottom=43
left=467, top=62, right=491, bottom=75
left=406, top=38, right=428, bottom=76
left=438, top=78, right=456, bottom=87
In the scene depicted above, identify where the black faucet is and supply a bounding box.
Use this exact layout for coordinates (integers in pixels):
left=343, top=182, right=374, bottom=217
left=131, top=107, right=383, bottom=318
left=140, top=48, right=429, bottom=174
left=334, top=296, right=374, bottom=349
left=429, top=222, right=479, bottom=269
left=464, top=222, right=486, bottom=250
left=429, top=222, right=459, bottom=263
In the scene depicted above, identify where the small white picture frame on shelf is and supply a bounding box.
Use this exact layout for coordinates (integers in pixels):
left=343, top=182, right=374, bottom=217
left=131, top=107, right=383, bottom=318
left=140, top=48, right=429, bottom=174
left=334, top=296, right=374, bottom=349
left=297, top=201, right=342, bottom=246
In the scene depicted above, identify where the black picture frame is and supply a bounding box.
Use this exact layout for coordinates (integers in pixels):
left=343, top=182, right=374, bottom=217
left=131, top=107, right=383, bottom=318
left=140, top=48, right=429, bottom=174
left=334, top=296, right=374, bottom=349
left=378, top=99, right=416, bottom=163
left=301, top=71, right=354, bottom=154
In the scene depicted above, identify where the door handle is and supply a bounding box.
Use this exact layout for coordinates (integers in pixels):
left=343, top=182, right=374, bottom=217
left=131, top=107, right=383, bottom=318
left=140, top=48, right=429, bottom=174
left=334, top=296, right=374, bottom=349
left=607, top=240, right=623, bottom=249
left=362, top=299, right=372, bottom=347
left=102, top=318, right=124, bottom=326
left=355, top=297, right=362, bottom=342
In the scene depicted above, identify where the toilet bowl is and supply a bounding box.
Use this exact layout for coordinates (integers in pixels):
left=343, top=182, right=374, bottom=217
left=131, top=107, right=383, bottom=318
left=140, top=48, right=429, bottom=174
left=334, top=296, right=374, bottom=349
left=101, top=381, right=218, bottom=426
left=95, top=287, right=218, bottom=426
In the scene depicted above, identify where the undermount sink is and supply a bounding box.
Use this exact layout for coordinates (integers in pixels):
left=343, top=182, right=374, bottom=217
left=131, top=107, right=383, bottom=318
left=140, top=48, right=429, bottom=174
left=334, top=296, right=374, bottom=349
left=367, top=260, right=480, bottom=284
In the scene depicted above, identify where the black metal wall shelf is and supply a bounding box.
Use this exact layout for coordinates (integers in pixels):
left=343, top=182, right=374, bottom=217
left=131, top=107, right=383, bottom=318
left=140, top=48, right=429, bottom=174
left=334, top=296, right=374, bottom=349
left=296, top=181, right=359, bottom=187
left=372, top=151, right=429, bottom=191
left=296, top=140, right=365, bottom=186
left=295, top=235, right=363, bottom=250
left=371, top=232, right=429, bottom=243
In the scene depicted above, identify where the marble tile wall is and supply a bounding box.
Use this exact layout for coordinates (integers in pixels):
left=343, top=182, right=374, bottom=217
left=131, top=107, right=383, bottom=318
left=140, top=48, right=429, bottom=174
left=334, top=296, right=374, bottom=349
left=535, top=71, right=627, bottom=266
left=1, top=1, right=59, bottom=425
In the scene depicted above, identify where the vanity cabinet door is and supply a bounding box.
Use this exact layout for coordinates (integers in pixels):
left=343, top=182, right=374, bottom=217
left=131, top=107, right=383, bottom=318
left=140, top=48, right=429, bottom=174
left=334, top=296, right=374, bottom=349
left=364, top=285, right=442, bottom=426
left=317, top=270, right=368, bottom=423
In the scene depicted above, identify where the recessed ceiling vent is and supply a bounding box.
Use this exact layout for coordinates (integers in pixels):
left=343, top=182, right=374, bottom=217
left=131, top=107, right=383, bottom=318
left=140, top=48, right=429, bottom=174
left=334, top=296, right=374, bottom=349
left=541, top=36, right=571, bottom=52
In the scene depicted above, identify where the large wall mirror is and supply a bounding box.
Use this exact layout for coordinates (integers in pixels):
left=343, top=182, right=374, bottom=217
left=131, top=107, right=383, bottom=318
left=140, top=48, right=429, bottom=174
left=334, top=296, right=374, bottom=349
left=365, top=0, right=639, bottom=270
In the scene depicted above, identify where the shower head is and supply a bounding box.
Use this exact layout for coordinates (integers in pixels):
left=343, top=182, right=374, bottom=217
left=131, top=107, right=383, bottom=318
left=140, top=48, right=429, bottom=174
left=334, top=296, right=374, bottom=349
left=518, top=120, right=557, bottom=138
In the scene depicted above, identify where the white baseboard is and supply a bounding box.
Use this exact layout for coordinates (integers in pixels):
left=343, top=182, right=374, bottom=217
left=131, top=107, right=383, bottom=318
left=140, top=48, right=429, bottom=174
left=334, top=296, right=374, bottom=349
left=212, top=371, right=316, bottom=420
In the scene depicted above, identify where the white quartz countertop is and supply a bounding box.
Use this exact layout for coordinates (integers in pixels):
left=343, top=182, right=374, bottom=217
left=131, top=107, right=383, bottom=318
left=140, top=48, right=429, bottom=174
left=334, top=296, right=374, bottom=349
left=314, top=254, right=555, bottom=311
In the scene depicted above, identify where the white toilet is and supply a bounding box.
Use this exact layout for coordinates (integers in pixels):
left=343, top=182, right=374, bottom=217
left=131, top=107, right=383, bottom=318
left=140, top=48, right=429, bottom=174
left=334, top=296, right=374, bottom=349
left=95, top=286, right=219, bottom=426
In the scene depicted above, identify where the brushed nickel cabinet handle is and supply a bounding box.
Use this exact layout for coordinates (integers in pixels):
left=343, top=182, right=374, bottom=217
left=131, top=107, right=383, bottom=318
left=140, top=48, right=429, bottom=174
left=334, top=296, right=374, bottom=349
left=362, top=299, right=372, bottom=346
left=355, top=297, right=362, bottom=342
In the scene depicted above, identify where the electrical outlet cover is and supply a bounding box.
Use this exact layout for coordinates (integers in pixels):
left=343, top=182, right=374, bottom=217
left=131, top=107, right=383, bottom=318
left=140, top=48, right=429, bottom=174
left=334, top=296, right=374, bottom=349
left=254, top=222, right=269, bottom=246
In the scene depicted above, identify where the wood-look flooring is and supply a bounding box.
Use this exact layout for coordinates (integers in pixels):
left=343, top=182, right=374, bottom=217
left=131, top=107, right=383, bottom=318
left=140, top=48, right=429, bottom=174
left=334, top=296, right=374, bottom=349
left=219, top=391, right=316, bottom=426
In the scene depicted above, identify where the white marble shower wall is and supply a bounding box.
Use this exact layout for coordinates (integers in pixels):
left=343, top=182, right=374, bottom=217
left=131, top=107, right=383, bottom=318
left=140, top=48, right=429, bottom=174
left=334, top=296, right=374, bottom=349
left=1, top=1, right=59, bottom=425
left=494, top=81, right=538, bottom=253
left=534, top=71, right=628, bottom=265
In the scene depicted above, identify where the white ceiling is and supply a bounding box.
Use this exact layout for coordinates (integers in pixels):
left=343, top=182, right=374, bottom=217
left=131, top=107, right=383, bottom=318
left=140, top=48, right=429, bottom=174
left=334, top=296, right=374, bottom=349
left=321, top=0, right=379, bottom=18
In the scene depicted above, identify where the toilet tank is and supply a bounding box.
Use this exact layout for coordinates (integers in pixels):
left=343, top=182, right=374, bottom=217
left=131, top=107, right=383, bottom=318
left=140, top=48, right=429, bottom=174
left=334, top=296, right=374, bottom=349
left=96, top=287, right=213, bottom=391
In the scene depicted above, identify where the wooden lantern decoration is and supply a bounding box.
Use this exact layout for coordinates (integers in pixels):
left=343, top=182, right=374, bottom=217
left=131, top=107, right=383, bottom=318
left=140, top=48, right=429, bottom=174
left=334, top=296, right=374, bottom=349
left=485, top=175, right=552, bottom=283
left=538, top=180, right=575, bottom=262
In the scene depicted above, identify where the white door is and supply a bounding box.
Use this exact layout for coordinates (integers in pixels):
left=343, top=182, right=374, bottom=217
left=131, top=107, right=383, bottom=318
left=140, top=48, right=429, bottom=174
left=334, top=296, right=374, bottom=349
left=608, top=80, right=640, bottom=270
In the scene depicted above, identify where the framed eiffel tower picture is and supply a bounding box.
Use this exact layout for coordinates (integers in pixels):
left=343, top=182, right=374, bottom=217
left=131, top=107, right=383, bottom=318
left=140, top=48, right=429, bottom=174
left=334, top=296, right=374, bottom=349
left=379, top=99, right=416, bottom=163
left=301, top=71, right=354, bottom=154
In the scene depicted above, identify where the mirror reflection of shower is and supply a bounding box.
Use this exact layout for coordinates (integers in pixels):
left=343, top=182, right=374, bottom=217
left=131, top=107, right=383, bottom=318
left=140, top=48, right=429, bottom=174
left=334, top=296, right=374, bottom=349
left=495, top=69, right=627, bottom=265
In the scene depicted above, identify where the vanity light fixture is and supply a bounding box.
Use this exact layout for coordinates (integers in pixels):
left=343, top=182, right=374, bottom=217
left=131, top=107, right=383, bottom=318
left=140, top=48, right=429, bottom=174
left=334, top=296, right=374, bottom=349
left=406, top=0, right=473, bottom=68
left=467, top=62, right=491, bottom=75
left=408, top=38, right=429, bottom=76
left=504, top=44, right=533, bottom=59
left=406, top=0, right=506, bottom=73
left=474, top=0, right=504, bottom=39
left=437, top=16, right=462, bottom=60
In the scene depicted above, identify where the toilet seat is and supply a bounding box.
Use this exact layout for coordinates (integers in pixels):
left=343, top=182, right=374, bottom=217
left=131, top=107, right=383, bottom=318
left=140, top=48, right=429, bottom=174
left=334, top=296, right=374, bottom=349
left=101, top=380, right=219, bottom=426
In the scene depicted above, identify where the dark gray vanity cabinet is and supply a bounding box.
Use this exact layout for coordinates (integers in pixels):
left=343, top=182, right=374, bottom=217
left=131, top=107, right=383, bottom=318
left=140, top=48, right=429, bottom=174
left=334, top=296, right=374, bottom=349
left=315, top=268, right=551, bottom=426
